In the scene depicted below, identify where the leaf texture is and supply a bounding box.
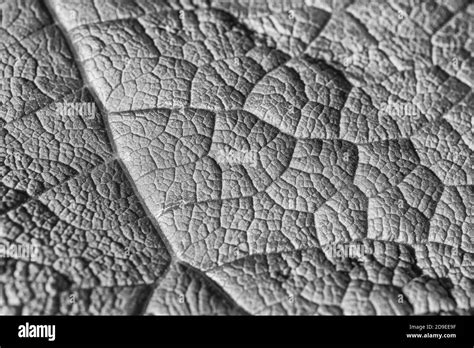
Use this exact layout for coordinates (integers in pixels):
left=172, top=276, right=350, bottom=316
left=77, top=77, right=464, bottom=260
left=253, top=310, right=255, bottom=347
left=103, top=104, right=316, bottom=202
left=0, top=0, right=472, bottom=315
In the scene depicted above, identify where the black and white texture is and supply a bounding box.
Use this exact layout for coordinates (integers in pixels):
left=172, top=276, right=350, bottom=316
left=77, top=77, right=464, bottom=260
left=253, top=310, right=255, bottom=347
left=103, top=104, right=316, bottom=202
left=0, top=0, right=472, bottom=315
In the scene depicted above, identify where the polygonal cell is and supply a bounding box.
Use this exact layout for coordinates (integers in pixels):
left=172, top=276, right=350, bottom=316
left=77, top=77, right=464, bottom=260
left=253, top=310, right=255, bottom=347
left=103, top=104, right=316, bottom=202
left=244, top=56, right=351, bottom=138
left=354, top=139, right=419, bottom=197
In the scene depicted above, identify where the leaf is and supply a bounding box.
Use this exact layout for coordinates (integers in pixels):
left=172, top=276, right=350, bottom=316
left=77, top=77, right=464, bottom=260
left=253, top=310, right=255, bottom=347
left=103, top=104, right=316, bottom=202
left=1, top=0, right=472, bottom=315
